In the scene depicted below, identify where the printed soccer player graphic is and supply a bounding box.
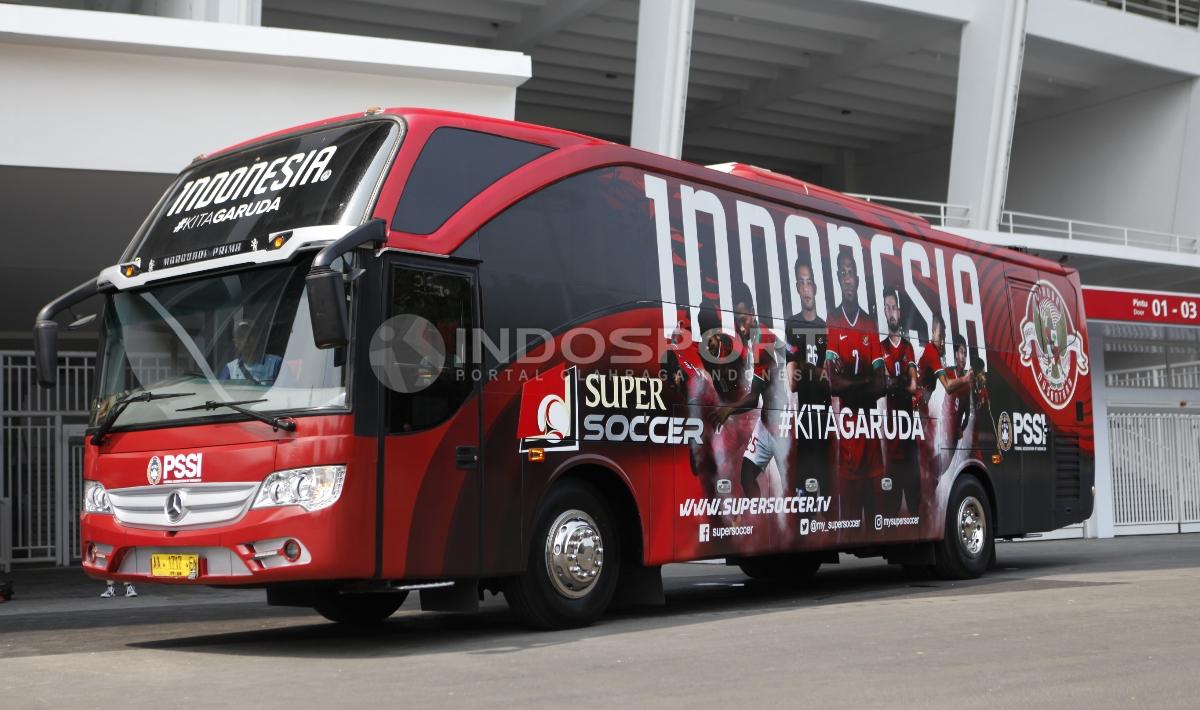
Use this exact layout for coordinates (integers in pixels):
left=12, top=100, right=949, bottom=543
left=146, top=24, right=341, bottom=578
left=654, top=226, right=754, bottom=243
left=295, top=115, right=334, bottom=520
left=915, top=314, right=974, bottom=472
left=666, top=306, right=756, bottom=513
left=707, top=282, right=787, bottom=500
left=946, top=335, right=973, bottom=445
left=970, top=353, right=996, bottom=457
left=825, top=248, right=885, bottom=522
left=880, top=286, right=919, bottom=517
left=784, top=256, right=830, bottom=499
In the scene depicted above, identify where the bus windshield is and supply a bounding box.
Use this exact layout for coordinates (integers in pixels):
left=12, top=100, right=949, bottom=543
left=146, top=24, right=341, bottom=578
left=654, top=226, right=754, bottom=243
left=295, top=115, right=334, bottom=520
left=91, top=255, right=347, bottom=429
left=122, top=118, right=400, bottom=273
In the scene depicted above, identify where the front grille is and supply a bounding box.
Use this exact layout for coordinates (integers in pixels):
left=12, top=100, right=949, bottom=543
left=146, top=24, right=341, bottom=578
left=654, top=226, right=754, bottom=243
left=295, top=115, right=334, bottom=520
left=107, top=483, right=260, bottom=529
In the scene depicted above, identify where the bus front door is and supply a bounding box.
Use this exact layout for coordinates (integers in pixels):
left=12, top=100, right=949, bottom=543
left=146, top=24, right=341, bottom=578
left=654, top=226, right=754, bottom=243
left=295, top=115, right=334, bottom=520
left=378, top=258, right=482, bottom=580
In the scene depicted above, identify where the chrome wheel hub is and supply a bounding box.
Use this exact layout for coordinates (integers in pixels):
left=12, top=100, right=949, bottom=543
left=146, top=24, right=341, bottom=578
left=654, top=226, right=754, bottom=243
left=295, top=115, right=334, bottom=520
left=545, top=509, right=604, bottom=599
left=957, top=496, right=986, bottom=558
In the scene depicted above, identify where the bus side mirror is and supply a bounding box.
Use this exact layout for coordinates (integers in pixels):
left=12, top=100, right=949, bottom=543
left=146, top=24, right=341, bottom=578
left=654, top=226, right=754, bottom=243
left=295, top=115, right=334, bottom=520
left=34, top=320, right=59, bottom=388
left=307, top=269, right=348, bottom=349
left=305, top=219, right=386, bottom=350
left=33, top=277, right=101, bottom=389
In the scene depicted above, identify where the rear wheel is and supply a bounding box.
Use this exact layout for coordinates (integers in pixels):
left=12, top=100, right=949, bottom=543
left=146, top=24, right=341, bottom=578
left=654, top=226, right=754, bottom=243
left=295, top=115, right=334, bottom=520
left=314, top=590, right=408, bottom=625
left=737, top=554, right=822, bottom=585
left=933, top=474, right=994, bottom=580
left=503, top=481, right=620, bottom=630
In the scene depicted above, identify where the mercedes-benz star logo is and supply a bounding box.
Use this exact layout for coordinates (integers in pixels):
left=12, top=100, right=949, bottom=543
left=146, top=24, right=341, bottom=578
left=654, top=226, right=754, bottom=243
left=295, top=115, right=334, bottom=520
left=165, top=490, right=186, bottom=523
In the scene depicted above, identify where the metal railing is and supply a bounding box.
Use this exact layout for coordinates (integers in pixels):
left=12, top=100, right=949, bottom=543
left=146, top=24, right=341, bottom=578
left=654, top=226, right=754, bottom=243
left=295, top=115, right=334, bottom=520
left=1106, top=360, right=1200, bottom=389
left=999, top=209, right=1200, bottom=255
left=837, top=196, right=1200, bottom=257
left=1083, top=0, right=1200, bottom=28
left=824, top=196, right=1200, bottom=258
left=0, top=497, right=10, bottom=573
left=846, top=193, right=971, bottom=228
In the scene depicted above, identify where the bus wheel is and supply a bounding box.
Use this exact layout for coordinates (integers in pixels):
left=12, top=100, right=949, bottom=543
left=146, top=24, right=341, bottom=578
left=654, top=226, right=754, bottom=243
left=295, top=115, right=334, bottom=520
left=934, top=474, right=994, bottom=580
left=736, top=554, right=821, bottom=585
left=314, top=591, right=408, bottom=625
left=503, top=481, right=620, bottom=630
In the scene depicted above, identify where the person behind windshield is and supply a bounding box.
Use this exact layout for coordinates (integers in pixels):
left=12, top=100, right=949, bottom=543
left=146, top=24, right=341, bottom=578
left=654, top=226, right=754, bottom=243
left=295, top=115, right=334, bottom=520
left=219, top=319, right=282, bottom=383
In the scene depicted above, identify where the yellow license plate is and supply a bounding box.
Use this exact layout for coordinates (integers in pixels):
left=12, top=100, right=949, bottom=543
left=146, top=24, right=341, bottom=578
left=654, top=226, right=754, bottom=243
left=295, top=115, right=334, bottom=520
left=150, top=553, right=200, bottom=579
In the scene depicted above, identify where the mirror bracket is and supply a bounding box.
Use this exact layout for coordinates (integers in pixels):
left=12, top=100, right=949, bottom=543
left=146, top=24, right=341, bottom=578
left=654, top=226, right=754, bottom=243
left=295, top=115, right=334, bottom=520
left=306, top=219, right=386, bottom=350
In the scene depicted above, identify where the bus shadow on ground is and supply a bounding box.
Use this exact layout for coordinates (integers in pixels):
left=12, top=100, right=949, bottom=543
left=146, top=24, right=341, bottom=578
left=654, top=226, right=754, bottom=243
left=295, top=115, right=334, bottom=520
left=125, top=561, right=1125, bottom=660
left=0, top=602, right=309, bottom=636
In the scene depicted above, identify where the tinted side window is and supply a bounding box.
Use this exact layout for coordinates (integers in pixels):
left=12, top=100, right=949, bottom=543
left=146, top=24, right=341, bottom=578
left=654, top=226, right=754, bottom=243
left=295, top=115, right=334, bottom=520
left=475, top=167, right=656, bottom=368
left=385, top=266, right=475, bottom=433
left=392, top=128, right=553, bottom=235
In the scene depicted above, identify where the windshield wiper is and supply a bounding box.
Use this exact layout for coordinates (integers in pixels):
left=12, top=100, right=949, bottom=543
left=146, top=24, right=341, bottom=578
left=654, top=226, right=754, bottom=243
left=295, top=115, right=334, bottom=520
left=177, top=399, right=297, bottom=432
left=92, top=391, right=197, bottom=444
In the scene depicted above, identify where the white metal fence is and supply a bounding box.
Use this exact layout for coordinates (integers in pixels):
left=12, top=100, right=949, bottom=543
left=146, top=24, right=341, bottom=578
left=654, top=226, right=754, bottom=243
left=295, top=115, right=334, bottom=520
left=1109, top=412, right=1200, bottom=535
left=1106, top=360, right=1200, bottom=389
left=1084, top=0, right=1200, bottom=28
left=1, top=351, right=94, bottom=566
left=999, top=210, right=1200, bottom=255
left=848, top=193, right=971, bottom=228
left=831, top=196, right=1200, bottom=259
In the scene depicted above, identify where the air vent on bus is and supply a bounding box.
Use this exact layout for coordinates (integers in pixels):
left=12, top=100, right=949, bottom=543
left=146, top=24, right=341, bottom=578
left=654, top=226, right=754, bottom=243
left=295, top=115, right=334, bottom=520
left=1054, top=434, right=1082, bottom=503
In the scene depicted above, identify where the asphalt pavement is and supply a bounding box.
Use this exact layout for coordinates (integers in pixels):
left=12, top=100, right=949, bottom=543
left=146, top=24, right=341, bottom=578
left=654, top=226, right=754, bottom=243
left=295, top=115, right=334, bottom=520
left=2, top=535, right=1199, bottom=709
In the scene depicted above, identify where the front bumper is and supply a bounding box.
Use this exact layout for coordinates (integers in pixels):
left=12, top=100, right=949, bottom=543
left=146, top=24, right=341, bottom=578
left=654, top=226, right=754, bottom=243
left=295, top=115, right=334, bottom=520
left=80, top=504, right=373, bottom=585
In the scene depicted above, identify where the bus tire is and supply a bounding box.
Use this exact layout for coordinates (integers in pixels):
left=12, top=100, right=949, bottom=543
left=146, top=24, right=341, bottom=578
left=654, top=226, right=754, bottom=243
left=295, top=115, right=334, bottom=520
left=737, top=554, right=821, bottom=585
left=934, top=474, right=994, bottom=580
left=314, top=590, right=407, bottom=625
left=503, top=480, right=620, bottom=630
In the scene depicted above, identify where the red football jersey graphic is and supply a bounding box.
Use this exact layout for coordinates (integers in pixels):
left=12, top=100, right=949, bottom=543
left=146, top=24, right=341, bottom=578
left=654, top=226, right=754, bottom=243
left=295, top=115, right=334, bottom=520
left=826, top=305, right=883, bottom=378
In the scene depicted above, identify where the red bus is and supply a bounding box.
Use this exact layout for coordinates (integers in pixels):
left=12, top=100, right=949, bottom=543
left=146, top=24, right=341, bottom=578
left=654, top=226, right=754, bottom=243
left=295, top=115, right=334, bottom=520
left=35, top=108, right=1094, bottom=629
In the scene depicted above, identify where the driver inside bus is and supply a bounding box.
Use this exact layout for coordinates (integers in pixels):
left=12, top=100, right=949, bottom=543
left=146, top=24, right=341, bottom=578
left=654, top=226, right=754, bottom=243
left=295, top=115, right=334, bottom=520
left=219, top=319, right=282, bottom=383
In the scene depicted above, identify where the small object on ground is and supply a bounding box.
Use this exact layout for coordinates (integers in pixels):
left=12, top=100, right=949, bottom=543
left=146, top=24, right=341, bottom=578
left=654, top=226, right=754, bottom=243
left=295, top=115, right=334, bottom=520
left=1, top=579, right=14, bottom=602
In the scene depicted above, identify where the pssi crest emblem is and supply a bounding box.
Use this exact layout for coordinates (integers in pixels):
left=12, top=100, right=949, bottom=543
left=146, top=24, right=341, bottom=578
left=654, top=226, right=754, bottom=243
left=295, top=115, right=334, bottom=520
left=1018, top=281, right=1089, bottom=410
left=147, top=455, right=163, bottom=485
left=998, top=412, right=1013, bottom=452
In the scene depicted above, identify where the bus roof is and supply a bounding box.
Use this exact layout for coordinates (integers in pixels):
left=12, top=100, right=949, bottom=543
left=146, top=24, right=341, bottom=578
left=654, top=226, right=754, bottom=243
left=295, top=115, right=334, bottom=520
left=199, top=107, right=1074, bottom=279
left=705, top=162, right=932, bottom=231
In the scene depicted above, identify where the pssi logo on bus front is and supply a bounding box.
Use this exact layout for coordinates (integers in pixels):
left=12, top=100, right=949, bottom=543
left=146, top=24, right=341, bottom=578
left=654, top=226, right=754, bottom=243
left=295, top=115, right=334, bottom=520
left=148, top=453, right=203, bottom=484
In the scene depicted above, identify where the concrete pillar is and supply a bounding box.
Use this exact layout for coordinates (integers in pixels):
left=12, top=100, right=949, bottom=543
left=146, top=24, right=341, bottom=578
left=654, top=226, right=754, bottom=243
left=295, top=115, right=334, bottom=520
left=1087, top=324, right=1115, bottom=539
left=630, top=0, right=695, bottom=159
left=947, top=0, right=1027, bottom=230
left=825, top=148, right=857, bottom=192
left=1171, top=78, right=1200, bottom=239
left=140, top=0, right=261, bottom=25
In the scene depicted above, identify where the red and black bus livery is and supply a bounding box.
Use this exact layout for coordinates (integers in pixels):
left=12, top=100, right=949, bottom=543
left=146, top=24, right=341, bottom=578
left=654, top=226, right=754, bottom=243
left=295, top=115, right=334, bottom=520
left=35, top=108, right=1094, bottom=628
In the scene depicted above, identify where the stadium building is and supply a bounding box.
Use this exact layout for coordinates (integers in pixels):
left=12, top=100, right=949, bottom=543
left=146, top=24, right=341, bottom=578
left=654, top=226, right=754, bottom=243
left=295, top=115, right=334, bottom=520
left=2, top=0, right=1198, bottom=567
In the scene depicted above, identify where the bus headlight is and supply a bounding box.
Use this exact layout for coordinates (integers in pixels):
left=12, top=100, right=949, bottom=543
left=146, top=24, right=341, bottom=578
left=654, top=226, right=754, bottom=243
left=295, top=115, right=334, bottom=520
left=84, top=481, right=112, bottom=514
left=252, top=465, right=346, bottom=512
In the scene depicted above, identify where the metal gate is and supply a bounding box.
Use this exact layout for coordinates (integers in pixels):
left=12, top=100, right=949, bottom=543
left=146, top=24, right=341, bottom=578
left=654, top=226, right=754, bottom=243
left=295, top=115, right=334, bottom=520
left=58, top=425, right=87, bottom=564
left=1, top=351, right=94, bottom=565
left=1109, top=412, right=1200, bottom=535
